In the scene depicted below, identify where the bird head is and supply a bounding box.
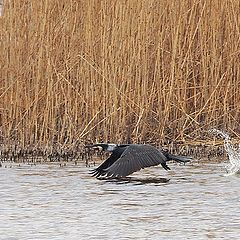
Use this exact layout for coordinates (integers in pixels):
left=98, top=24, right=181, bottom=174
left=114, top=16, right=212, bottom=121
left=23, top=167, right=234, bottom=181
left=85, top=143, right=117, bottom=152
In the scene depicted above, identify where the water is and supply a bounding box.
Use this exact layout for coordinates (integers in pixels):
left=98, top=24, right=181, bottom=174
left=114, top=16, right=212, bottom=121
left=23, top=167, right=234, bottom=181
left=0, top=162, right=239, bottom=240
left=209, top=129, right=240, bottom=175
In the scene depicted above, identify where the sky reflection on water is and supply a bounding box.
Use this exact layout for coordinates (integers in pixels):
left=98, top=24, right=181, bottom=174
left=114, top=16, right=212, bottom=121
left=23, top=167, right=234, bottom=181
left=0, top=162, right=239, bottom=240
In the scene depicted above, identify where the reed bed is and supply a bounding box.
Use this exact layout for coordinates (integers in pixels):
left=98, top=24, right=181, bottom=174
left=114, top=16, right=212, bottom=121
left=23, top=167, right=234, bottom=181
left=0, top=0, right=240, bottom=160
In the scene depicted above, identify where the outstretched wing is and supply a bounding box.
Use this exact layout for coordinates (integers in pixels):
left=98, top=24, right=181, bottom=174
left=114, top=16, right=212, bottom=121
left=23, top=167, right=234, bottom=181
left=90, top=151, right=121, bottom=178
left=103, top=144, right=169, bottom=178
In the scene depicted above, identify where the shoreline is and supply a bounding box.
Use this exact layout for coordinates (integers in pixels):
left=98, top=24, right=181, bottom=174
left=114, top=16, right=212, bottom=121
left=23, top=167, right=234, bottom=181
left=0, top=140, right=233, bottom=164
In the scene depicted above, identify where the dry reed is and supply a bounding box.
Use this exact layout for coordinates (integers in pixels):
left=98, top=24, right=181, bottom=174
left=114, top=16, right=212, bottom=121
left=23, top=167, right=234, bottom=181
left=0, top=0, right=240, bottom=160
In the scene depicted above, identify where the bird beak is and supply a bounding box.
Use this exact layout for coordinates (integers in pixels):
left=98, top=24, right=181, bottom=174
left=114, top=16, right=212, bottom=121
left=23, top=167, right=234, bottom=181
left=85, top=145, right=103, bottom=150
left=85, top=145, right=93, bottom=148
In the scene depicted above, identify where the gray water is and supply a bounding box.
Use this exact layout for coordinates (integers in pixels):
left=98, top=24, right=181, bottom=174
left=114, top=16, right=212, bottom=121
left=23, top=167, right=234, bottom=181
left=0, top=162, right=239, bottom=240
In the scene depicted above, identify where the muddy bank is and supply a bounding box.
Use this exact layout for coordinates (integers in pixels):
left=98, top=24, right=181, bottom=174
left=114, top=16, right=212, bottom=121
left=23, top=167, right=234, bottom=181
left=0, top=140, right=233, bottom=165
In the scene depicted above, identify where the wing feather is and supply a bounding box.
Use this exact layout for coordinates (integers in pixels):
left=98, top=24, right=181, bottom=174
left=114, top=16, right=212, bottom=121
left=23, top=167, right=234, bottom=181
left=104, top=144, right=168, bottom=177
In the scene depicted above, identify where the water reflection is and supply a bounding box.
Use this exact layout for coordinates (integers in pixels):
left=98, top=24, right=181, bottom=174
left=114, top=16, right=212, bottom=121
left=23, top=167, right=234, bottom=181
left=104, top=177, right=170, bottom=185
left=0, top=162, right=239, bottom=239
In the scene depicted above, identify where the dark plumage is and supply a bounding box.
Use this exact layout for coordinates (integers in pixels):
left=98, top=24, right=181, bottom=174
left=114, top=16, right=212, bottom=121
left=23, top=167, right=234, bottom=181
left=86, top=143, right=191, bottom=179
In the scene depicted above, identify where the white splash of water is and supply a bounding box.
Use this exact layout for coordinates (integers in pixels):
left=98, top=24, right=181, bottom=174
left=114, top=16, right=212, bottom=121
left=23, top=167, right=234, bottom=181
left=209, top=129, right=240, bottom=176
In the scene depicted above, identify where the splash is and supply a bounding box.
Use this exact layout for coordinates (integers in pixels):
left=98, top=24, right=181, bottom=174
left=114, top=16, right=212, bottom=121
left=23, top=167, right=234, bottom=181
left=209, top=129, right=240, bottom=176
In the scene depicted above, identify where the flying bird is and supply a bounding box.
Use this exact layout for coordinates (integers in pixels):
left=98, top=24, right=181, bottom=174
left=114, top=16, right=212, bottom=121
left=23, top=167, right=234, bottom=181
left=85, top=143, right=191, bottom=179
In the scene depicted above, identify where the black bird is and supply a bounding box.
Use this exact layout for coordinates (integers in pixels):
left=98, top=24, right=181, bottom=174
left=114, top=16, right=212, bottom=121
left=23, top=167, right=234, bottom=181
left=86, top=143, right=191, bottom=179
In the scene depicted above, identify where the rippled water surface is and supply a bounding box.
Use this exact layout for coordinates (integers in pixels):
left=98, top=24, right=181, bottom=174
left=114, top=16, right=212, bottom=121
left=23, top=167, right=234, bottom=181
left=0, top=162, right=239, bottom=240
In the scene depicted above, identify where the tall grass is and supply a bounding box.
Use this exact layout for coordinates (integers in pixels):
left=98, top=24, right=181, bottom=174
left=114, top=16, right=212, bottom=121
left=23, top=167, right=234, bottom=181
left=0, top=0, right=240, bottom=153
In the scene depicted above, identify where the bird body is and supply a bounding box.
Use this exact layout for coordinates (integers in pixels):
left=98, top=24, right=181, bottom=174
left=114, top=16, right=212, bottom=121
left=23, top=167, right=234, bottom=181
left=86, top=143, right=191, bottom=179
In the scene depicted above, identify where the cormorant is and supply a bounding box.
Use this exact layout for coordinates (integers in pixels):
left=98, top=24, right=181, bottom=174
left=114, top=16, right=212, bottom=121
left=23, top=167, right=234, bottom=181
left=85, top=143, right=191, bottom=179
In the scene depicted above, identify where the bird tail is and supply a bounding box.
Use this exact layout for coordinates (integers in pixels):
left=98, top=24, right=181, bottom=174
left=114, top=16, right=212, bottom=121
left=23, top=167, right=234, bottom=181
left=167, top=154, right=192, bottom=163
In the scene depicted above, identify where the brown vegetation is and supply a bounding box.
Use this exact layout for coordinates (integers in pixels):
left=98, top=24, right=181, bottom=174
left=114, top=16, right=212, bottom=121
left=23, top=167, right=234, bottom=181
left=0, top=0, right=240, bottom=159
